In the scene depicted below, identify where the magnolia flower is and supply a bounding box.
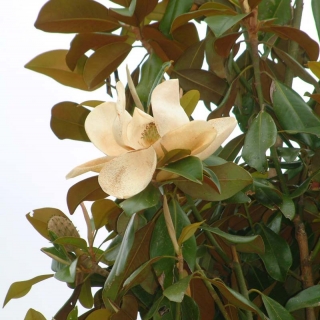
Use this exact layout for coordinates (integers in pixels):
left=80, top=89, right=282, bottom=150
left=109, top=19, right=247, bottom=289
left=67, top=80, right=236, bottom=199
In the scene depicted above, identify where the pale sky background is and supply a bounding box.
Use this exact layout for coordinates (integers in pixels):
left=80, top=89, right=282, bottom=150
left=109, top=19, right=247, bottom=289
left=0, top=1, right=318, bottom=319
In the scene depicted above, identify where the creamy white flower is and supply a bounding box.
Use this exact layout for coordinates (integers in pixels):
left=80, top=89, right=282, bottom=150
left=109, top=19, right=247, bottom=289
left=67, top=80, right=237, bottom=199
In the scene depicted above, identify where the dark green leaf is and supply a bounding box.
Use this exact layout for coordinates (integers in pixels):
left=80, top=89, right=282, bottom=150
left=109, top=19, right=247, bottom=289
left=175, top=40, right=205, bottom=71
left=258, top=0, right=291, bottom=26
left=150, top=200, right=197, bottom=288
left=285, top=285, right=320, bottom=312
left=201, top=226, right=265, bottom=254
left=136, top=54, right=163, bottom=109
left=219, top=134, right=245, bottom=161
left=67, top=176, right=107, bottom=214
left=205, top=14, right=249, bottom=37
left=253, top=178, right=283, bottom=209
left=255, top=224, right=292, bottom=282
left=163, top=275, right=193, bottom=303
left=262, top=294, right=295, bottom=320
left=278, top=195, right=295, bottom=220
left=312, top=0, right=320, bottom=41
left=160, top=156, right=203, bottom=183
left=120, top=183, right=161, bottom=216
left=176, top=162, right=252, bottom=201
left=159, top=0, right=193, bottom=37
left=181, top=295, right=200, bottom=320
left=242, top=111, right=277, bottom=172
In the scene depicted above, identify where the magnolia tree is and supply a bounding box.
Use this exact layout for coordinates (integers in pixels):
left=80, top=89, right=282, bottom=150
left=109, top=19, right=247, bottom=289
left=4, top=0, right=320, bottom=319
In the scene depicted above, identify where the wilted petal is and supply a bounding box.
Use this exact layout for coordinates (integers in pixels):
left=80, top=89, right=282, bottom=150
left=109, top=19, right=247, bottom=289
left=151, top=79, right=189, bottom=136
left=113, top=82, right=132, bottom=147
left=153, top=120, right=217, bottom=161
left=196, top=117, right=237, bottom=160
left=126, top=108, right=157, bottom=149
left=98, top=147, right=157, bottom=199
left=66, top=156, right=110, bottom=179
left=85, top=102, right=130, bottom=156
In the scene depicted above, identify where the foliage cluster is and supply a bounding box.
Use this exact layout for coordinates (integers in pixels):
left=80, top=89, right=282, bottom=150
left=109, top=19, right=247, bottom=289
left=4, top=0, right=320, bottom=319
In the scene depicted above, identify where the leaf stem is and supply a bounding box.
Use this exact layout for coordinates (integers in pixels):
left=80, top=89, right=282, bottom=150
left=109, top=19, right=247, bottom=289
left=284, top=0, right=304, bottom=87
left=231, top=246, right=253, bottom=320
left=270, top=145, right=289, bottom=195
left=293, top=213, right=316, bottom=320
left=187, top=197, right=231, bottom=264
left=196, top=263, right=231, bottom=320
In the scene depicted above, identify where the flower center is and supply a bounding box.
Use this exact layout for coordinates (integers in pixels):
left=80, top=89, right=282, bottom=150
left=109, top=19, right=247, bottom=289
left=141, top=122, right=160, bottom=147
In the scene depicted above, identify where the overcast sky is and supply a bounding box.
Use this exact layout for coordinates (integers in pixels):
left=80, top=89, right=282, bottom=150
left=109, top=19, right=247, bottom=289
left=1, top=1, right=318, bottom=319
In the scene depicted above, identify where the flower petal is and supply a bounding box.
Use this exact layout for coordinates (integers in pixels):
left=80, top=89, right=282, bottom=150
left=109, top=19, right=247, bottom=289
left=85, top=102, right=130, bottom=156
left=153, top=120, right=217, bottom=162
left=151, top=79, right=189, bottom=136
left=98, top=147, right=157, bottom=199
left=113, top=82, right=132, bottom=147
left=66, top=156, right=110, bottom=179
left=196, top=117, right=237, bottom=160
left=126, top=107, right=156, bottom=149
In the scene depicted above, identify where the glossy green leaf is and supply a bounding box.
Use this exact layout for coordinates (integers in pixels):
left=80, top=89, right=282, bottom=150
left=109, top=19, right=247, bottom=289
left=312, top=0, right=320, bottom=41
left=201, top=226, right=265, bottom=254
left=50, top=102, right=90, bottom=142
left=136, top=54, right=163, bottom=109
left=253, top=178, right=283, bottom=209
left=181, top=295, right=200, bottom=320
left=79, top=278, right=93, bottom=309
left=24, top=309, right=46, bottom=320
left=160, top=156, right=203, bottom=183
left=3, top=274, right=53, bottom=307
left=91, top=199, right=122, bottom=230
left=176, top=162, right=252, bottom=201
left=41, top=247, right=70, bottom=265
left=26, top=208, right=68, bottom=240
left=35, top=0, right=119, bottom=33
left=67, top=306, right=78, bottom=320
left=170, top=3, right=236, bottom=32
left=83, top=42, right=131, bottom=89
left=54, top=258, right=78, bottom=283
left=25, top=50, right=102, bottom=91
left=163, top=275, right=193, bottom=303
left=174, top=40, right=205, bottom=71
left=67, top=176, right=107, bottom=214
left=205, top=14, right=249, bottom=38
left=255, top=224, right=292, bottom=282
left=258, top=0, right=291, bottom=26
left=242, top=111, right=277, bottom=172
left=144, top=296, right=176, bottom=320
left=262, top=294, right=294, bottom=320
left=283, top=127, right=320, bottom=137
left=285, top=285, right=320, bottom=312
left=278, top=195, right=295, bottom=220
left=219, top=134, right=245, bottom=161
left=66, top=33, right=128, bottom=71
left=290, top=168, right=320, bottom=198
left=103, top=220, right=155, bottom=305
left=54, top=237, right=87, bottom=251
left=122, top=256, right=174, bottom=292
left=120, top=183, right=161, bottom=216
left=150, top=200, right=197, bottom=288
left=272, top=81, right=320, bottom=146
left=273, top=47, right=320, bottom=89
left=211, top=279, right=265, bottom=317
left=159, top=0, right=193, bottom=37
left=180, top=90, right=200, bottom=117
